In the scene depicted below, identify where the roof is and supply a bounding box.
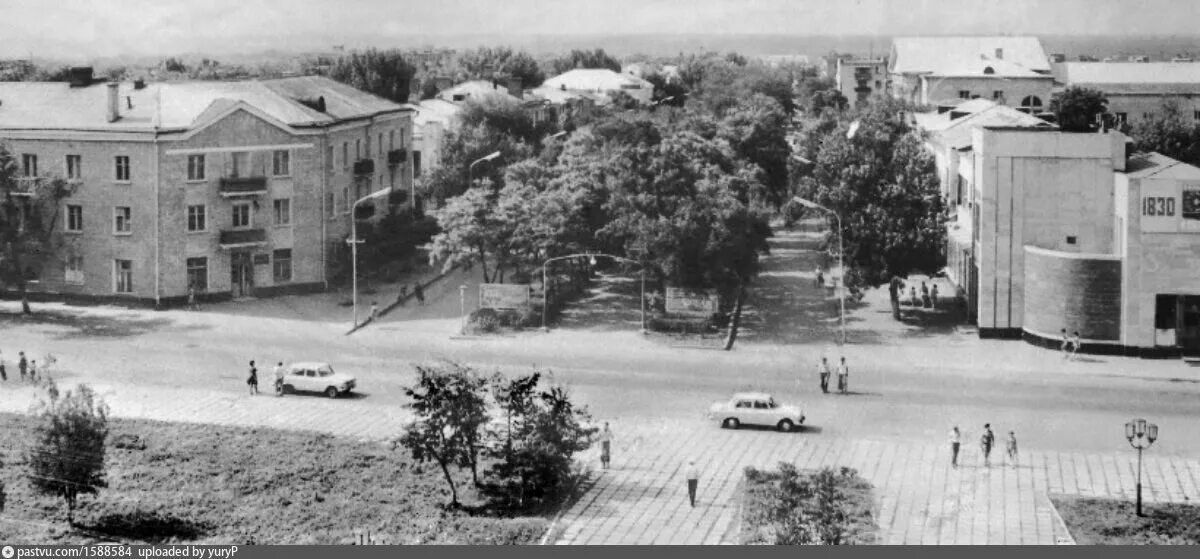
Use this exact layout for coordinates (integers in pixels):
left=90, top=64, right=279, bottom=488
left=1124, top=152, right=1200, bottom=179
left=921, top=100, right=1054, bottom=149
left=1055, top=62, right=1200, bottom=94
left=542, top=69, right=653, bottom=93
left=529, top=86, right=608, bottom=106
left=413, top=98, right=461, bottom=127
left=0, top=75, right=410, bottom=133
left=891, top=36, right=1052, bottom=77
left=436, top=80, right=519, bottom=103
left=731, top=392, right=774, bottom=401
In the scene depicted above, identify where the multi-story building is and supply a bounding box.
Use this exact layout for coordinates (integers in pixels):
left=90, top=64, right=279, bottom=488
left=889, top=36, right=1055, bottom=112
left=0, top=70, right=415, bottom=306
left=835, top=57, right=888, bottom=108
left=1050, top=62, right=1200, bottom=126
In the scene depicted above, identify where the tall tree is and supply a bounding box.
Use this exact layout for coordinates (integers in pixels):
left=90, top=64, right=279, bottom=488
left=456, top=46, right=546, bottom=88
left=1129, top=100, right=1200, bottom=166
left=327, top=48, right=417, bottom=104
left=0, top=145, right=75, bottom=314
left=550, top=48, right=622, bottom=75
left=1050, top=86, right=1108, bottom=133
left=28, top=381, right=109, bottom=526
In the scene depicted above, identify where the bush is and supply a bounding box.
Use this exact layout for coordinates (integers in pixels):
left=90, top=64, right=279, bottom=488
left=648, top=315, right=721, bottom=334
left=465, top=308, right=501, bottom=334
left=439, top=517, right=548, bottom=545
left=742, top=464, right=877, bottom=545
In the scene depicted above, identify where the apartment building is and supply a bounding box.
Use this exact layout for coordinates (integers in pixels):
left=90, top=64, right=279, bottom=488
left=835, top=57, right=888, bottom=108
left=0, top=70, right=414, bottom=306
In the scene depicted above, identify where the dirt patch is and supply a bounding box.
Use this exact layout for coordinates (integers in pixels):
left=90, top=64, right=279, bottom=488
left=1052, top=494, right=1200, bottom=545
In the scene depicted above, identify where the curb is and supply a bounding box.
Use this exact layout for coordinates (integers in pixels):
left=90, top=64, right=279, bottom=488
left=345, top=263, right=461, bottom=336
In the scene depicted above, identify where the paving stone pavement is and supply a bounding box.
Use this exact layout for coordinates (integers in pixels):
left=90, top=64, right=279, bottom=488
left=552, top=422, right=1200, bottom=545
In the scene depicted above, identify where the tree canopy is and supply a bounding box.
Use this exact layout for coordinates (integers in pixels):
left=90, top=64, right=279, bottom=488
left=1050, top=86, right=1108, bottom=133
left=28, top=381, right=109, bottom=525
left=327, top=48, right=417, bottom=104
left=1129, top=101, right=1200, bottom=166
left=1, top=145, right=75, bottom=314
left=549, top=48, right=622, bottom=75
left=456, top=46, right=546, bottom=88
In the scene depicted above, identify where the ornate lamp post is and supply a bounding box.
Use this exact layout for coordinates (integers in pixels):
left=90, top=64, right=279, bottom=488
left=1124, top=418, right=1159, bottom=517
left=468, top=151, right=501, bottom=188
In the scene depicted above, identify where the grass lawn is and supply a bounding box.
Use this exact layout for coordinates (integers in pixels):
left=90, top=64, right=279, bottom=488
left=739, top=465, right=878, bottom=545
left=0, top=413, right=550, bottom=545
left=1052, top=494, right=1200, bottom=545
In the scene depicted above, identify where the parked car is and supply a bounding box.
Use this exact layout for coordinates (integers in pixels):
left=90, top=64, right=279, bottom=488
left=707, top=392, right=804, bottom=432
left=280, top=362, right=356, bottom=398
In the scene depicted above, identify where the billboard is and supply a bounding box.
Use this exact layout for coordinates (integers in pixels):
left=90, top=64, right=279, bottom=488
left=665, top=287, right=719, bottom=316
left=479, top=284, right=531, bottom=310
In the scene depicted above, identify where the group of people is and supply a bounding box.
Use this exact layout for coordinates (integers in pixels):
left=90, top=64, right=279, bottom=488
left=245, top=360, right=290, bottom=396
left=908, top=281, right=939, bottom=309
left=1060, top=329, right=1082, bottom=361
left=367, top=283, right=429, bottom=323
left=948, top=424, right=1018, bottom=469
left=0, top=350, right=49, bottom=383
left=815, top=356, right=850, bottom=394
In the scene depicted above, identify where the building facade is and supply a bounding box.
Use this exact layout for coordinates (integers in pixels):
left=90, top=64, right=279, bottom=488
left=1051, top=62, right=1200, bottom=126
left=0, top=72, right=414, bottom=307
left=889, top=36, right=1055, bottom=112
left=835, top=57, right=888, bottom=108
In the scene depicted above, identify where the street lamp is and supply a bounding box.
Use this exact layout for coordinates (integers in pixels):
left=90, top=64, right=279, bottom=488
left=349, top=187, right=394, bottom=327
left=459, top=284, right=467, bottom=334
left=793, top=196, right=846, bottom=345
left=540, top=252, right=646, bottom=334
left=468, top=151, right=501, bottom=188
left=1125, top=418, right=1159, bottom=517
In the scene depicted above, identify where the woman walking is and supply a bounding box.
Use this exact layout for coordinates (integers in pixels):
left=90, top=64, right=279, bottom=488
left=599, top=422, right=613, bottom=469
left=247, top=360, right=259, bottom=395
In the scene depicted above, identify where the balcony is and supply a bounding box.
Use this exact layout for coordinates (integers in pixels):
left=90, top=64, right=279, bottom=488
left=219, top=176, right=268, bottom=198
left=353, top=159, right=375, bottom=175
left=387, top=149, right=406, bottom=166
left=218, top=228, right=267, bottom=249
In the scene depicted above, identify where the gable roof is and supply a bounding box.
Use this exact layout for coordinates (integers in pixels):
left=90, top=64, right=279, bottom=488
left=924, top=100, right=1054, bottom=149
left=1055, top=62, right=1200, bottom=94
left=542, top=69, right=653, bottom=93
left=891, top=36, right=1052, bottom=77
left=1124, top=152, right=1200, bottom=179
left=0, top=75, right=410, bottom=133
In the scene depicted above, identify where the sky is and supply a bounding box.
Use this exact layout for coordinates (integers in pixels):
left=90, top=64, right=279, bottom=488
left=1, top=0, right=1198, bottom=60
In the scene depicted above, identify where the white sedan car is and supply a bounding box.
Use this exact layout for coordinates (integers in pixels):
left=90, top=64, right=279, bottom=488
left=707, top=392, right=805, bottom=432
left=280, top=362, right=357, bottom=398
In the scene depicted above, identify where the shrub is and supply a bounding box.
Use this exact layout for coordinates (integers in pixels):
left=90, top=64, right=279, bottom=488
left=465, top=308, right=501, bottom=334
left=742, top=463, right=876, bottom=545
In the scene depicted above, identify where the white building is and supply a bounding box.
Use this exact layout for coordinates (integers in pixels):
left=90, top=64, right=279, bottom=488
left=1051, top=62, right=1200, bottom=126
left=889, top=36, right=1055, bottom=112
left=541, top=69, right=654, bottom=105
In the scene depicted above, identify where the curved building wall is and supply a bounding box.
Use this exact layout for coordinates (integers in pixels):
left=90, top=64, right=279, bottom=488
left=1023, top=246, right=1122, bottom=342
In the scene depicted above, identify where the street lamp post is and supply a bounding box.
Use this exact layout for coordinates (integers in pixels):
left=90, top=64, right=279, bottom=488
left=541, top=252, right=646, bottom=334
left=793, top=196, right=846, bottom=345
left=459, top=284, right=467, bottom=334
left=468, top=151, right=501, bottom=188
left=1125, top=418, right=1159, bottom=517
left=349, top=187, right=394, bottom=327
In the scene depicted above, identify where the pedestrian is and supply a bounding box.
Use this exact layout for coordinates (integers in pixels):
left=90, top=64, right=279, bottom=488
left=815, top=267, right=825, bottom=288
left=398, top=285, right=409, bottom=305
left=274, top=362, right=286, bottom=396
left=921, top=282, right=931, bottom=308
left=18, top=351, right=27, bottom=382
left=599, top=422, right=613, bottom=469
left=817, top=357, right=831, bottom=394
left=28, top=360, right=37, bottom=382
left=370, top=301, right=380, bottom=322
left=836, top=356, right=849, bottom=394
left=980, top=423, right=995, bottom=467
left=0, top=353, right=6, bottom=382
left=188, top=285, right=199, bottom=311
left=909, top=286, right=918, bottom=307
left=1006, top=431, right=1019, bottom=468
left=949, top=426, right=961, bottom=468
left=1060, top=329, right=1071, bottom=359
left=1070, top=331, right=1082, bottom=361
left=414, top=283, right=425, bottom=306
left=247, top=360, right=259, bottom=395
left=685, top=460, right=700, bottom=508
left=931, top=284, right=939, bottom=309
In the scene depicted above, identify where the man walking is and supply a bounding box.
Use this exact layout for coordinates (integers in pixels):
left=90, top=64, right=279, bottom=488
left=1070, top=331, right=1082, bottom=361
left=931, top=284, right=939, bottom=309
left=1060, top=329, right=1071, bottom=359
left=817, top=357, right=831, bottom=394
left=980, top=424, right=995, bottom=468
left=188, top=285, right=200, bottom=311
left=599, top=422, right=613, bottom=469
left=18, top=352, right=27, bottom=382
left=921, top=282, right=931, bottom=308
left=247, top=360, right=259, bottom=395
left=274, top=362, right=286, bottom=396
left=1006, top=431, right=1019, bottom=468
left=836, top=356, right=849, bottom=395
left=685, top=460, right=700, bottom=508
left=414, top=283, right=426, bottom=306
left=949, top=426, right=961, bottom=468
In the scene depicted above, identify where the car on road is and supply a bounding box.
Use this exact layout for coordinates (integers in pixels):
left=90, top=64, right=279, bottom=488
left=707, top=392, right=804, bottom=432
left=281, top=362, right=357, bottom=398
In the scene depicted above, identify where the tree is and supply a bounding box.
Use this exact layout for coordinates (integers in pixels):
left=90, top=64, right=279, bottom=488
left=0, top=145, right=75, bottom=314
left=1050, top=86, right=1108, bottom=133
left=396, top=362, right=490, bottom=507
left=1129, top=101, right=1200, bottom=166
left=801, top=97, right=946, bottom=289
left=747, top=463, right=869, bottom=545
left=27, top=381, right=109, bottom=525
left=717, top=93, right=792, bottom=207
left=327, top=49, right=417, bottom=104
left=428, top=187, right=504, bottom=284
left=456, top=47, right=546, bottom=88
left=550, top=48, right=622, bottom=75
left=163, top=57, right=188, bottom=73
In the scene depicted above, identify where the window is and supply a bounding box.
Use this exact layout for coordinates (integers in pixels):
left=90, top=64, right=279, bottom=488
left=1156, top=294, right=1178, bottom=329
left=343, top=187, right=350, bottom=213
left=187, top=154, right=205, bottom=181
left=1066, top=236, right=1077, bottom=245
left=326, top=192, right=336, bottom=218
left=65, top=255, right=84, bottom=284
left=378, top=133, right=383, bottom=156
left=1194, top=110, right=1200, bottom=121
left=232, top=202, right=252, bottom=228
left=993, top=90, right=1003, bottom=100
left=273, top=198, right=291, bottom=226
left=326, top=145, right=334, bottom=172
left=21, top=154, right=37, bottom=177
left=273, top=249, right=292, bottom=282
left=113, top=206, right=132, bottom=234
left=413, top=151, right=422, bottom=176
left=1115, top=112, right=1128, bottom=125
left=186, top=204, right=206, bottom=232
left=389, top=130, right=395, bottom=151
left=355, top=139, right=361, bottom=160
left=66, top=154, right=82, bottom=180
left=114, top=259, right=133, bottom=293
left=66, top=204, right=83, bottom=232
left=230, top=151, right=249, bottom=178
left=186, top=257, right=208, bottom=291
left=958, top=90, right=971, bottom=99
left=342, top=142, right=349, bottom=170
left=114, top=155, right=130, bottom=181
left=272, top=150, right=290, bottom=176
left=365, top=135, right=371, bottom=158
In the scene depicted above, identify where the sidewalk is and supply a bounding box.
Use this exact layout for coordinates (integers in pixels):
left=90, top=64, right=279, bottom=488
left=553, top=420, right=1200, bottom=545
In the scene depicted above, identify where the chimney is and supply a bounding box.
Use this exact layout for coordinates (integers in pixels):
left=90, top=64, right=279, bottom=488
left=506, top=77, right=522, bottom=99
left=106, top=82, right=120, bottom=123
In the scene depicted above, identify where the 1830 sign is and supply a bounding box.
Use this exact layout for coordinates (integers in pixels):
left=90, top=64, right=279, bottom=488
left=1142, top=196, right=1176, bottom=217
